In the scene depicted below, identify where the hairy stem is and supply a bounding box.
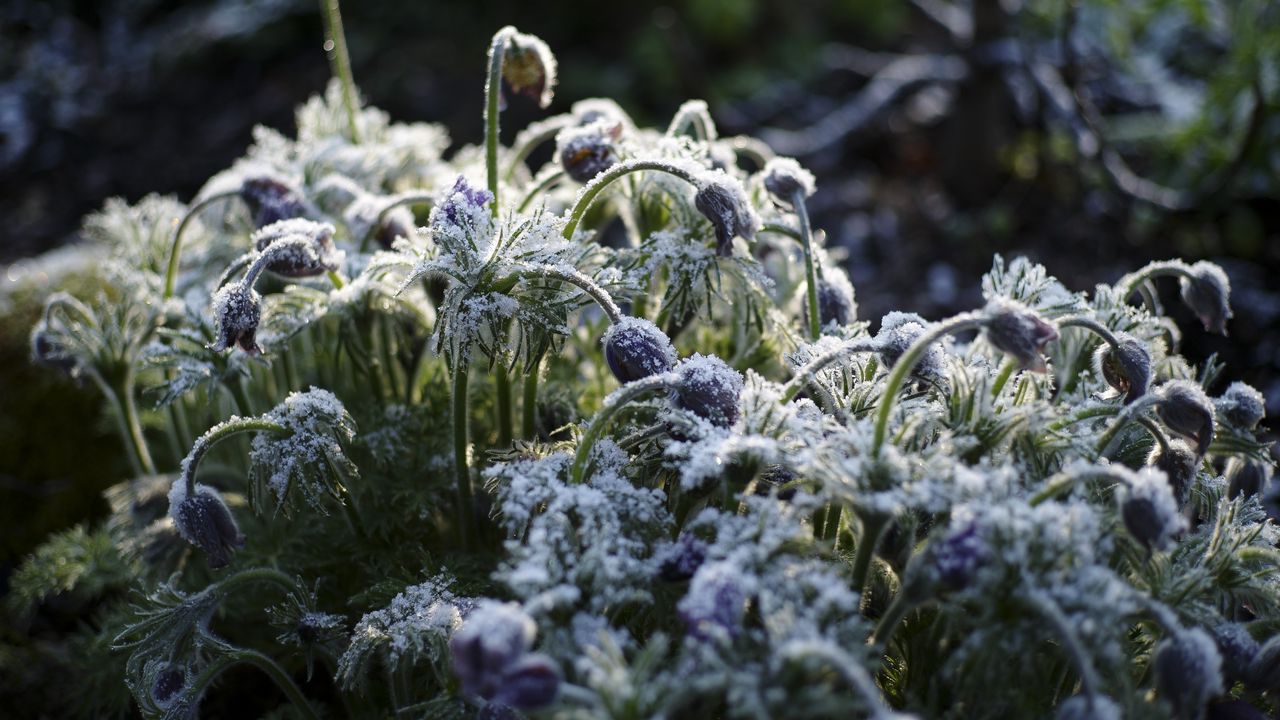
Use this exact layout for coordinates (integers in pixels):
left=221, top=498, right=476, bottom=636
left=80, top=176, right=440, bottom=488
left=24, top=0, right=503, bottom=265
left=496, top=365, right=514, bottom=448
left=570, top=373, right=675, bottom=484
left=562, top=159, right=702, bottom=239
left=485, top=29, right=511, bottom=217
left=182, top=417, right=290, bottom=496
left=164, top=191, right=240, bottom=299
left=522, top=357, right=541, bottom=439
left=852, top=514, right=889, bottom=611
left=794, top=189, right=823, bottom=341
left=512, top=264, right=624, bottom=324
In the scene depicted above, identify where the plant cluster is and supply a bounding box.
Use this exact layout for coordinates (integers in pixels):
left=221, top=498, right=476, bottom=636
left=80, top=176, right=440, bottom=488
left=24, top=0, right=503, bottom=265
left=10, top=9, right=1280, bottom=720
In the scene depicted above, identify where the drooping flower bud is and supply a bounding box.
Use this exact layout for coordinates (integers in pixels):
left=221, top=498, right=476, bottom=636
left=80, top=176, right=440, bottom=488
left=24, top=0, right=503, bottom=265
left=1226, top=457, right=1269, bottom=501
left=1216, top=382, right=1266, bottom=431
left=672, top=354, right=744, bottom=428
left=1212, top=623, right=1260, bottom=687
left=1247, top=636, right=1280, bottom=693
left=761, top=156, right=816, bottom=206
left=168, top=482, right=245, bottom=569
left=678, top=560, right=753, bottom=640
left=450, top=601, right=537, bottom=702
left=208, top=283, right=262, bottom=355
left=252, top=219, right=341, bottom=278
left=927, top=521, right=990, bottom=593
left=1153, top=628, right=1224, bottom=719
left=492, top=653, right=561, bottom=710
left=239, top=176, right=309, bottom=228
left=694, top=174, right=760, bottom=257
left=602, top=317, right=677, bottom=384
left=1155, top=381, right=1216, bottom=456
left=556, top=121, right=621, bottom=184
left=1053, top=694, right=1122, bottom=720
left=659, top=533, right=709, bottom=583
left=499, top=28, right=557, bottom=109
left=571, top=98, right=633, bottom=130
left=1147, top=438, right=1199, bottom=507
left=875, top=312, right=946, bottom=383
left=806, top=273, right=857, bottom=331
left=29, top=326, right=77, bottom=375
left=1179, top=261, right=1232, bottom=335
left=1119, top=468, right=1187, bottom=552
left=982, top=299, right=1059, bottom=372
left=1093, top=333, right=1152, bottom=404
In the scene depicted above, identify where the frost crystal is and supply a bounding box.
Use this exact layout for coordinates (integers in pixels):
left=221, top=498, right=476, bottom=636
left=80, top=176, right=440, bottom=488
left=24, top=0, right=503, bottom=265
left=249, top=388, right=359, bottom=511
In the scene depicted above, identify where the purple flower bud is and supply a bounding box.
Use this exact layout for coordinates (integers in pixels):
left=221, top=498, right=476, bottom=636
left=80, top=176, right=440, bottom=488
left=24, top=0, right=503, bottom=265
left=450, top=601, right=537, bottom=702
left=1155, top=381, right=1216, bottom=456
left=1154, top=628, right=1224, bottom=719
left=1216, top=382, right=1266, bottom=431
left=1212, top=623, right=1260, bottom=686
left=982, top=299, right=1059, bottom=372
left=169, top=484, right=245, bottom=569
left=240, top=176, right=310, bottom=228
left=29, top=327, right=76, bottom=374
left=659, top=533, right=708, bottom=583
left=1247, top=636, right=1280, bottom=693
left=1093, top=334, right=1151, bottom=404
left=438, top=176, right=494, bottom=228
left=208, top=283, right=262, bottom=355
left=252, top=219, right=341, bottom=278
left=1119, top=469, right=1186, bottom=553
left=1179, top=261, right=1232, bottom=335
left=557, top=121, right=621, bottom=184
left=876, top=312, right=946, bottom=382
left=602, top=317, right=677, bottom=384
left=761, top=157, right=815, bottom=206
left=672, top=354, right=744, bottom=428
left=694, top=176, right=760, bottom=257
left=1227, top=457, right=1269, bottom=501
left=678, top=561, right=751, bottom=639
left=375, top=207, right=416, bottom=249
left=1147, top=439, right=1198, bottom=507
left=493, top=653, right=560, bottom=709
left=500, top=29, right=557, bottom=109
left=928, top=521, right=989, bottom=592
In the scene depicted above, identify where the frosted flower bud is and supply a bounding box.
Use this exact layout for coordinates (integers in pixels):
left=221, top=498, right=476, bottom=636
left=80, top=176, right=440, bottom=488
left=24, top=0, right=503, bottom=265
left=571, top=98, right=632, bottom=130
left=240, top=176, right=309, bottom=228
left=1119, top=468, right=1186, bottom=552
left=928, top=521, right=989, bottom=592
left=500, top=29, right=557, bottom=109
left=761, top=157, right=815, bottom=206
left=1179, top=261, right=1232, bottom=335
left=1262, top=479, right=1280, bottom=525
left=672, top=354, right=744, bottom=428
left=1247, top=636, right=1280, bottom=693
left=1093, top=334, right=1151, bottom=404
left=450, top=601, right=537, bottom=700
left=659, top=533, right=708, bottom=583
left=982, top=299, right=1059, bottom=372
left=493, top=653, right=561, bottom=709
left=1212, top=623, right=1260, bottom=686
left=151, top=665, right=186, bottom=709
left=375, top=207, right=416, bottom=249
left=252, top=219, right=341, bottom=278
left=208, top=283, right=262, bottom=355
left=1226, top=457, right=1269, bottom=501
left=1154, top=628, right=1224, bottom=719
left=1147, top=439, right=1198, bottom=507
left=694, top=175, right=760, bottom=257
left=678, top=560, right=751, bottom=639
left=1216, top=382, right=1266, bottom=431
left=556, top=121, right=620, bottom=184
left=438, top=175, right=493, bottom=228
left=1054, top=694, right=1122, bottom=720
left=806, top=276, right=857, bottom=330
left=1155, top=381, right=1216, bottom=456
left=602, top=316, right=677, bottom=384
left=876, top=312, right=946, bottom=382
left=168, top=482, right=245, bottom=569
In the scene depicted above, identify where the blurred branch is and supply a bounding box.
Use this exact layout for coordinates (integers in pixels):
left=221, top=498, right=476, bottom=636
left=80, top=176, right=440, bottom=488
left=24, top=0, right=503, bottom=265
left=909, top=0, right=973, bottom=44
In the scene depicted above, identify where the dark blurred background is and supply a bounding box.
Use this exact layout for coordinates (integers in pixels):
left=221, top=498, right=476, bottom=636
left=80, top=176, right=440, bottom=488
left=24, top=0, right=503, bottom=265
left=2, top=0, right=1278, bottom=567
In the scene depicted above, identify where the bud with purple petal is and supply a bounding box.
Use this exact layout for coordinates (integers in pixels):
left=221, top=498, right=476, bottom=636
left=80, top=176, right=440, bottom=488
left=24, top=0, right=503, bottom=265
left=1179, top=261, right=1232, bottom=335
left=876, top=312, right=946, bottom=383
left=1147, top=439, right=1198, bottom=507
left=1155, top=381, right=1216, bottom=456
left=694, top=175, right=760, bottom=257
left=252, top=219, right=341, bottom=278
left=492, top=653, right=560, bottom=709
left=982, top=299, right=1059, bottom=372
left=437, top=176, right=494, bottom=230
left=678, top=560, right=753, bottom=640
left=1093, top=334, right=1151, bottom=403
left=450, top=601, right=556, bottom=708
left=1226, top=458, right=1269, bottom=501
left=499, top=29, right=557, bottom=109
left=151, top=664, right=187, bottom=710
left=1154, top=628, right=1224, bottom=720
left=602, top=317, right=677, bottom=384
left=671, top=354, right=744, bottom=428
left=1216, top=382, right=1265, bottom=431
left=1119, top=468, right=1186, bottom=553
left=806, top=275, right=857, bottom=330
left=1212, top=623, right=1260, bottom=687
left=557, top=121, right=621, bottom=184
left=659, top=533, right=709, bottom=583
left=240, top=176, right=310, bottom=228
left=207, top=283, right=262, bottom=355
left=168, top=482, right=245, bottom=569
left=760, top=157, right=815, bottom=207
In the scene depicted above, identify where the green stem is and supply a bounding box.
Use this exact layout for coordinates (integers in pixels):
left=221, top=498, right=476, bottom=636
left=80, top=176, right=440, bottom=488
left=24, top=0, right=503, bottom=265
left=182, top=417, right=291, bottom=496
left=870, top=590, right=918, bottom=651
left=570, top=373, right=675, bottom=484
left=1024, top=588, right=1103, bottom=705
left=562, top=159, right=702, bottom=239
left=1029, top=466, right=1135, bottom=506
left=1094, top=395, right=1160, bottom=456
left=872, top=313, right=985, bottom=455
left=758, top=221, right=801, bottom=241
left=319, top=0, right=361, bottom=143
left=1057, top=315, right=1123, bottom=349
left=1117, top=260, right=1196, bottom=302
left=852, top=514, right=889, bottom=610
left=452, top=364, right=475, bottom=546
left=164, top=191, right=240, bottom=299
left=485, top=29, right=511, bottom=217
left=793, top=190, right=822, bottom=341
left=522, top=357, right=541, bottom=439
left=782, top=338, right=881, bottom=402
left=510, top=264, right=624, bottom=324
left=496, top=365, right=514, bottom=448
left=87, top=370, right=143, bottom=477
left=111, top=368, right=157, bottom=476
left=517, top=169, right=567, bottom=213
left=505, top=115, right=575, bottom=181
left=990, top=358, right=1017, bottom=399
left=235, top=648, right=320, bottom=720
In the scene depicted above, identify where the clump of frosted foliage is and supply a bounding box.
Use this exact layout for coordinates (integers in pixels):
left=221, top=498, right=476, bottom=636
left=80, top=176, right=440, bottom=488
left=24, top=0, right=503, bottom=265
left=249, top=387, right=359, bottom=510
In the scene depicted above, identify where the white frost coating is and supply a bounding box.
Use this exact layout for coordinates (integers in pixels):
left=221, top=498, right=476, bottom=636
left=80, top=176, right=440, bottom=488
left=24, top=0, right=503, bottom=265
left=601, top=316, right=677, bottom=366
left=1117, top=467, right=1187, bottom=551
left=165, top=481, right=228, bottom=543
left=760, top=156, right=816, bottom=200
left=249, top=387, right=358, bottom=510
left=339, top=571, right=475, bottom=669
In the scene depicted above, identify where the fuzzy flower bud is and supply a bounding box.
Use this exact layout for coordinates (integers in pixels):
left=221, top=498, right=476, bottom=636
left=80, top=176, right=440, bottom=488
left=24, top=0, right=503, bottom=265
left=492, top=653, right=560, bottom=709
left=1216, top=382, right=1266, bottom=431
left=151, top=665, right=186, bottom=709
left=694, top=174, right=760, bottom=257
left=659, top=533, right=709, bottom=583
left=1147, top=438, right=1198, bottom=507
left=876, top=312, right=946, bottom=383
left=1119, top=468, right=1187, bottom=552
left=239, top=176, right=309, bottom=228
left=602, top=317, right=677, bottom=384
left=1212, top=623, right=1260, bottom=687
left=252, top=219, right=341, bottom=278
left=806, top=274, right=857, bottom=330
left=1093, top=334, right=1151, bottom=404
left=1227, top=457, right=1269, bottom=501
left=450, top=601, right=556, bottom=708
left=556, top=121, right=621, bottom=184
left=499, top=28, right=557, bottom=109
left=1155, top=381, right=1216, bottom=456
left=208, top=283, right=262, bottom=355
left=928, top=521, right=989, bottom=593
left=168, top=482, right=245, bottom=569
left=29, top=326, right=77, bottom=375
left=1154, top=628, right=1224, bottom=719
left=438, top=176, right=493, bottom=229
left=672, top=354, right=744, bottom=428
left=678, top=560, right=753, bottom=639
left=1179, top=261, right=1232, bottom=335
left=982, top=299, right=1059, bottom=372
left=760, top=156, right=815, bottom=206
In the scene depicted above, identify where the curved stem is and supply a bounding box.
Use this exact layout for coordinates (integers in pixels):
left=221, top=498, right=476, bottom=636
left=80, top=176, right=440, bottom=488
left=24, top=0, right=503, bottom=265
left=1094, top=395, right=1160, bottom=457
left=163, top=191, right=240, bottom=299
left=852, top=514, right=889, bottom=610
left=570, top=373, right=675, bottom=484
left=1057, top=315, right=1123, bottom=350
left=793, top=190, right=822, bottom=341
left=1029, top=465, right=1136, bottom=506
left=117, top=367, right=157, bottom=476
left=869, top=589, right=918, bottom=652
left=517, top=168, right=567, bottom=213
left=512, top=264, right=624, bottom=324
left=872, top=313, right=985, bottom=455
left=319, top=0, right=360, bottom=144
left=360, top=193, right=432, bottom=253
left=215, top=252, right=254, bottom=290
left=724, top=135, right=775, bottom=169
left=452, top=364, right=474, bottom=547
left=1116, top=260, right=1196, bottom=303
left=777, top=641, right=897, bottom=720
left=505, top=115, right=575, bottom=181
left=485, top=29, right=511, bottom=218
left=562, top=159, right=702, bottom=239
left=782, top=338, right=881, bottom=402
left=233, top=648, right=319, bottom=720
left=1024, top=588, right=1103, bottom=705
left=182, top=417, right=291, bottom=496
left=758, top=221, right=801, bottom=241
left=1135, top=415, right=1171, bottom=455
left=666, top=100, right=717, bottom=142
